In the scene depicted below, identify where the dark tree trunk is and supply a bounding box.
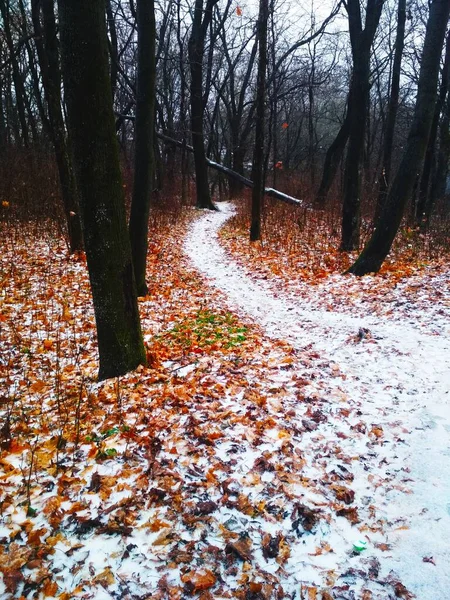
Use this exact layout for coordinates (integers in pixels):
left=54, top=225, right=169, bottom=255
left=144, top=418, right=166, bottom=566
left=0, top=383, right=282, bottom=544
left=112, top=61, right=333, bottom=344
left=128, top=0, right=156, bottom=296
left=375, top=0, right=406, bottom=219
left=106, top=0, right=119, bottom=103
left=416, top=29, right=450, bottom=226
left=341, top=0, right=384, bottom=251
left=31, top=0, right=83, bottom=253
left=58, top=0, right=146, bottom=380
left=176, top=0, right=188, bottom=203
left=18, top=0, right=48, bottom=138
left=250, top=0, right=269, bottom=241
left=0, top=0, right=30, bottom=146
left=347, top=0, right=450, bottom=276
left=314, top=106, right=351, bottom=207
left=188, top=0, right=218, bottom=209
left=429, top=60, right=450, bottom=214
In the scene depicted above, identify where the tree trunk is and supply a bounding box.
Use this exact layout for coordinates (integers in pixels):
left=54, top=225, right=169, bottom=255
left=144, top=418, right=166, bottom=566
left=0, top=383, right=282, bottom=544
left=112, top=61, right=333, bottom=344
left=0, top=0, right=30, bottom=146
left=429, top=63, right=450, bottom=215
left=341, top=0, right=384, bottom=251
left=128, top=0, right=156, bottom=296
left=347, top=0, right=450, bottom=276
left=58, top=0, right=146, bottom=380
left=314, top=106, right=351, bottom=207
left=188, top=0, right=218, bottom=210
left=375, top=0, right=406, bottom=219
left=106, top=0, right=119, bottom=103
left=416, top=29, right=450, bottom=226
left=250, top=0, right=269, bottom=241
left=31, top=0, right=83, bottom=253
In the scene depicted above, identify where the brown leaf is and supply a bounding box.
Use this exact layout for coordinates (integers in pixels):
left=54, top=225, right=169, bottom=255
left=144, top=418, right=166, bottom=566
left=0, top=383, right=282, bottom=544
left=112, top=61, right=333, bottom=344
left=182, top=569, right=216, bottom=594
left=226, top=534, right=253, bottom=562
left=193, top=501, right=218, bottom=516
left=261, top=533, right=280, bottom=559
left=335, top=506, right=360, bottom=524
left=2, top=569, right=23, bottom=594
left=292, top=503, right=321, bottom=532
left=332, top=485, right=355, bottom=504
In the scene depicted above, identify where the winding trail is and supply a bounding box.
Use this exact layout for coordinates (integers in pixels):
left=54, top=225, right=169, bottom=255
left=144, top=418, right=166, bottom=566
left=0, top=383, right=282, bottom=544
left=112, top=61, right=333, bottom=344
left=184, top=203, right=450, bottom=599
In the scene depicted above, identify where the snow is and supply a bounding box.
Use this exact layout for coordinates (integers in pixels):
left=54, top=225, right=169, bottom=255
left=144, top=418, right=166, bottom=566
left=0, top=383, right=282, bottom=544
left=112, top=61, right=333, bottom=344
left=184, top=202, right=450, bottom=599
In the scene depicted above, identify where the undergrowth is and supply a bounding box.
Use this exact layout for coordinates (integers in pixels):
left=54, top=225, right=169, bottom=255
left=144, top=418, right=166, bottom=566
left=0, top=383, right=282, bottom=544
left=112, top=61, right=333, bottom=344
left=221, top=188, right=450, bottom=282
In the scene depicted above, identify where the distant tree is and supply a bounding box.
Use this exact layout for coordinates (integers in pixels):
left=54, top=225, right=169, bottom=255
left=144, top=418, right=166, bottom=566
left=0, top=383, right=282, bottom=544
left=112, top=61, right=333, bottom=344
left=348, top=0, right=450, bottom=276
left=250, top=0, right=269, bottom=241
left=128, top=0, right=156, bottom=296
left=58, top=0, right=146, bottom=380
left=416, top=29, right=450, bottom=227
left=0, top=0, right=31, bottom=146
left=188, top=0, right=219, bottom=209
left=31, top=0, right=83, bottom=253
left=375, top=0, right=406, bottom=220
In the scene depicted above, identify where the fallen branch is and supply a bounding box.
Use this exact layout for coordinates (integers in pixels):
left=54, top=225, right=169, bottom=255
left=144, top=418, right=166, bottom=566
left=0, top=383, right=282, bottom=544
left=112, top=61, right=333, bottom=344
left=115, top=114, right=303, bottom=208
left=157, top=132, right=303, bottom=207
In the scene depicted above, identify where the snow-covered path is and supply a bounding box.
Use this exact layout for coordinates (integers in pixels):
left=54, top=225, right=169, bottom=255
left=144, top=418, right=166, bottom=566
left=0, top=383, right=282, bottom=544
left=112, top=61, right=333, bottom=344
left=184, top=203, right=450, bottom=599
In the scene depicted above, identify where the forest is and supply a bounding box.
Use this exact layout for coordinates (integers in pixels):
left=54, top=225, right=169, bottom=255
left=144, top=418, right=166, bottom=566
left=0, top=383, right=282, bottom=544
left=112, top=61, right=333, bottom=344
left=0, top=0, right=450, bottom=599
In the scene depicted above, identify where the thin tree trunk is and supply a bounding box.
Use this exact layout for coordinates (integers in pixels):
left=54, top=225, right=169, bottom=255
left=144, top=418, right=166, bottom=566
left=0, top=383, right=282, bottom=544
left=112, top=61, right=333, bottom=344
left=314, top=108, right=351, bottom=207
left=429, top=67, right=450, bottom=215
left=375, top=0, right=406, bottom=219
left=250, top=0, right=269, bottom=241
left=416, top=29, right=450, bottom=226
left=347, top=0, right=450, bottom=276
left=188, top=0, right=218, bottom=209
left=31, top=0, right=83, bottom=252
left=58, top=0, right=146, bottom=380
left=106, top=0, right=119, bottom=103
left=0, top=0, right=29, bottom=146
left=128, top=0, right=156, bottom=296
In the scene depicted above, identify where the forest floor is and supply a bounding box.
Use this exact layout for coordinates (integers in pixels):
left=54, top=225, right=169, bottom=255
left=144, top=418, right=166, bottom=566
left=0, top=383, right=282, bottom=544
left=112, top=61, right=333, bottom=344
left=0, top=202, right=449, bottom=600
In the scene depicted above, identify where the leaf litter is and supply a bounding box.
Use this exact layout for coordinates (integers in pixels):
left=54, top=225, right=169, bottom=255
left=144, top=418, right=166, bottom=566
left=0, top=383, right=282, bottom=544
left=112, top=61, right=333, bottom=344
left=0, top=205, right=448, bottom=599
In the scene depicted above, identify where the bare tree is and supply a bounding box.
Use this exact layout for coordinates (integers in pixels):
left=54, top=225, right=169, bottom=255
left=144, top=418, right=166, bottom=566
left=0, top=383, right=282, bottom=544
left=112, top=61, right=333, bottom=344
left=348, top=0, right=450, bottom=275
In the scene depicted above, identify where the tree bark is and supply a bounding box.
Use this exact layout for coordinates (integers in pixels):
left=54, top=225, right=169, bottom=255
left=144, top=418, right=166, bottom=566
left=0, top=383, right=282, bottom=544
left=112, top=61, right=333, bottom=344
left=375, top=0, right=406, bottom=219
left=347, top=0, right=450, bottom=276
left=128, top=0, right=156, bottom=296
left=188, top=0, right=219, bottom=209
left=341, top=0, right=384, bottom=251
left=58, top=0, right=146, bottom=380
left=250, top=0, right=269, bottom=241
left=31, top=0, right=83, bottom=253
left=416, top=29, right=450, bottom=226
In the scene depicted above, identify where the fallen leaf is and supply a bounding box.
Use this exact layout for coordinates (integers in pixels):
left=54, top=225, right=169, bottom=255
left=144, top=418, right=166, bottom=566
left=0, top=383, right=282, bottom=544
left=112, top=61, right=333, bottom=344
left=182, top=569, right=216, bottom=594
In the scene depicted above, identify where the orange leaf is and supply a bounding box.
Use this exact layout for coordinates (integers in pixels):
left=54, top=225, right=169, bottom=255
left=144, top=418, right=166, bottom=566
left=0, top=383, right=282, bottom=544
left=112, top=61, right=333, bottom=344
left=181, top=569, right=216, bottom=593
left=236, top=6, right=242, bottom=16
left=42, top=580, right=58, bottom=597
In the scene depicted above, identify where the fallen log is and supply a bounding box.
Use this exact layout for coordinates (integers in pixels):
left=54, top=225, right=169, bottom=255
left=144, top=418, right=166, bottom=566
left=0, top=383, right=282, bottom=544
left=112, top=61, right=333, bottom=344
left=115, top=114, right=304, bottom=208
left=156, top=132, right=303, bottom=207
